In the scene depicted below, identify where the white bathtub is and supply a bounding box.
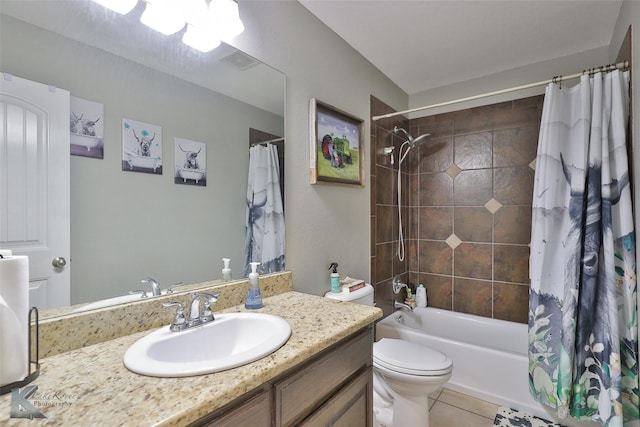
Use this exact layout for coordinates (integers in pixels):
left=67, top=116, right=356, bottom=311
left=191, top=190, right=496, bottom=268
left=375, top=307, right=598, bottom=427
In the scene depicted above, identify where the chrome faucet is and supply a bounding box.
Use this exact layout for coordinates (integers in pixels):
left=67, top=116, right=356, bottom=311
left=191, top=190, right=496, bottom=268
left=394, top=300, right=414, bottom=312
left=140, top=277, right=161, bottom=296
left=163, top=292, right=220, bottom=332
left=188, top=293, right=220, bottom=328
left=392, top=275, right=413, bottom=311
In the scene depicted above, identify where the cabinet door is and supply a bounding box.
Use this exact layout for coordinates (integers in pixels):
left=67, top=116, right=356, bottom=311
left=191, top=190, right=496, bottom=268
left=298, top=367, right=373, bottom=427
left=203, top=390, right=272, bottom=427
left=274, top=329, right=372, bottom=426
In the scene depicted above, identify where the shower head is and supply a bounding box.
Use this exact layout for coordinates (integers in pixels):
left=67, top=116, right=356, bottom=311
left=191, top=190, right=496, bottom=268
left=392, top=126, right=430, bottom=148
left=409, top=133, right=430, bottom=148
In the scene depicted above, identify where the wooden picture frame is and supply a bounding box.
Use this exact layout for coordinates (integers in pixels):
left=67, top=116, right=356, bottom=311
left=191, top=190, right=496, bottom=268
left=309, top=98, right=364, bottom=186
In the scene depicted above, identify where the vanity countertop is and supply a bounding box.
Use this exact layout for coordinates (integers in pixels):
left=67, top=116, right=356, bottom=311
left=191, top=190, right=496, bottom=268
left=0, top=291, right=382, bottom=426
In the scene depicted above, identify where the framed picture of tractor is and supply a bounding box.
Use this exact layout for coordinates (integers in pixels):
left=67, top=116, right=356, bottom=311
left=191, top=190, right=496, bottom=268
left=309, top=98, right=364, bottom=186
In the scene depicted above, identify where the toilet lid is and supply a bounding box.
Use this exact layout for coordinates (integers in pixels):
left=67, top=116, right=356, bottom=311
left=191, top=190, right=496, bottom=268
left=373, top=338, right=452, bottom=376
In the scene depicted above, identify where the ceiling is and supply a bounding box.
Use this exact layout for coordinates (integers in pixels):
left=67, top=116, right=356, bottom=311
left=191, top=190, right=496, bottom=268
left=0, top=0, right=284, bottom=115
left=299, top=0, right=624, bottom=95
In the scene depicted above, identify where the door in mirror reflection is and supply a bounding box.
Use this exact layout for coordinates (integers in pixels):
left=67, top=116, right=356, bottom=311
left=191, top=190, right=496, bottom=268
left=1, top=74, right=71, bottom=309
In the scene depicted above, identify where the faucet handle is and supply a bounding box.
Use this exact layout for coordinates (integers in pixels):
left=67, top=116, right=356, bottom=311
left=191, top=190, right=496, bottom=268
left=166, top=281, right=184, bottom=294
left=163, top=302, right=187, bottom=332
left=128, top=290, right=148, bottom=299
left=392, top=275, right=407, bottom=294
left=195, top=292, right=220, bottom=324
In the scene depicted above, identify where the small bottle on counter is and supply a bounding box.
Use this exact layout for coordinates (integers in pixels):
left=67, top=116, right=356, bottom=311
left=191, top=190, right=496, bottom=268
left=416, top=284, right=427, bottom=308
left=245, top=262, right=263, bottom=309
left=222, top=258, right=232, bottom=282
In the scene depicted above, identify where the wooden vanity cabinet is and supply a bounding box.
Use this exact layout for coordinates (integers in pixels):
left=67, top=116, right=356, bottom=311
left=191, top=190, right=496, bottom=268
left=196, top=326, right=374, bottom=427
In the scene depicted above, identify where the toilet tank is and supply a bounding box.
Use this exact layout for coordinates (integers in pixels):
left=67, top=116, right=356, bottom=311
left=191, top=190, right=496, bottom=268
left=324, top=283, right=374, bottom=306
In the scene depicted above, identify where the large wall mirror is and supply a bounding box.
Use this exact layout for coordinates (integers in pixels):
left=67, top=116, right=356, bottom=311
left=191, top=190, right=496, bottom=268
left=0, top=1, right=285, bottom=318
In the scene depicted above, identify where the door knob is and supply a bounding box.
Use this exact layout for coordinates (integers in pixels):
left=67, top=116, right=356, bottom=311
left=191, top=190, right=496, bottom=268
left=52, top=257, right=67, bottom=268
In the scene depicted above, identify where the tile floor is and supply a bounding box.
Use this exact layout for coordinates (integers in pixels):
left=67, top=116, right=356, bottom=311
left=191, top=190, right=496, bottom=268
left=428, top=388, right=499, bottom=427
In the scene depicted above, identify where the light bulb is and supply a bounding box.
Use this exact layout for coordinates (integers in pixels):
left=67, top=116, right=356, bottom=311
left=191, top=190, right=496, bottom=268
left=140, top=1, right=185, bottom=36
left=92, top=0, right=138, bottom=15
left=182, top=24, right=221, bottom=53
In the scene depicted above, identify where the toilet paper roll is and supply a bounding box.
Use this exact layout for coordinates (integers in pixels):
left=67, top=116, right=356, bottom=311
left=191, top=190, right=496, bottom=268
left=0, top=255, right=29, bottom=386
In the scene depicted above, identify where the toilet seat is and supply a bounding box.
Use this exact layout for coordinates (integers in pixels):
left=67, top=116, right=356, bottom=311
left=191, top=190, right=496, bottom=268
left=373, top=338, right=452, bottom=376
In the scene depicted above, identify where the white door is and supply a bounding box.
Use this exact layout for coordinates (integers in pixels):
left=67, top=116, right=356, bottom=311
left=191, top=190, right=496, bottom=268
left=0, top=73, right=70, bottom=310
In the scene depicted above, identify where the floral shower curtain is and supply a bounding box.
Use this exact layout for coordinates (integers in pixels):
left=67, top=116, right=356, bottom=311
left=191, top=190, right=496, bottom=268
left=529, top=70, right=638, bottom=426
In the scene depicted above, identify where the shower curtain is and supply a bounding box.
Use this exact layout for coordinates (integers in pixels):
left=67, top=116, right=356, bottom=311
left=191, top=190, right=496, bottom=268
left=244, top=143, right=285, bottom=277
left=528, top=70, right=638, bottom=426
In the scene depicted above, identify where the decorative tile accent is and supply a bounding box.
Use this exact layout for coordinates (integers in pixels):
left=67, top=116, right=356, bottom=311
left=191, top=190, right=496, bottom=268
left=446, top=163, right=462, bottom=178
left=529, top=158, right=536, bottom=170
left=446, top=234, right=462, bottom=249
left=484, top=198, right=502, bottom=214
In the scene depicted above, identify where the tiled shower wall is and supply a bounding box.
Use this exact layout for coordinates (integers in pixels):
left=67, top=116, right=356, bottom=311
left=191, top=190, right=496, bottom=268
left=370, top=95, right=544, bottom=323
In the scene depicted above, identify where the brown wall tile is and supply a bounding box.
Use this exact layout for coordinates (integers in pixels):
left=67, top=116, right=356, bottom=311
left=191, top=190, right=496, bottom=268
left=376, top=205, right=396, bottom=243
left=493, top=127, right=538, bottom=167
left=454, top=242, right=493, bottom=280
left=419, top=241, right=452, bottom=275
left=419, top=273, right=453, bottom=310
left=454, top=277, right=492, bottom=317
left=420, top=172, right=454, bottom=206
left=494, top=244, right=530, bottom=283
left=420, top=207, right=453, bottom=240
left=376, top=166, right=397, bottom=206
left=454, top=169, right=493, bottom=206
left=454, top=132, right=493, bottom=170
left=419, top=137, right=454, bottom=173
left=375, top=242, right=394, bottom=283
left=454, top=207, right=492, bottom=242
left=494, top=205, right=532, bottom=244
left=494, top=166, right=534, bottom=205
left=493, top=282, right=529, bottom=323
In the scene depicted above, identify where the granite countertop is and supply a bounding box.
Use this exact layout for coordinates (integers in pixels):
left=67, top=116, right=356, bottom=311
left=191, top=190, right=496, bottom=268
left=1, top=291, right=382, bottom=426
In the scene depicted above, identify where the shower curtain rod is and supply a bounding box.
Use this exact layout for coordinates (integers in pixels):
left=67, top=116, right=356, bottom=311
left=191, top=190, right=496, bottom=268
left=251, top=137, right=284, bottom=147
left=372, top=60, right=629, bottom=121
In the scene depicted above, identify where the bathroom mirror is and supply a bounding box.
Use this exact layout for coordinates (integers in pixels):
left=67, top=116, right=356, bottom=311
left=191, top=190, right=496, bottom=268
left=0, top=1, right=285, bottom=318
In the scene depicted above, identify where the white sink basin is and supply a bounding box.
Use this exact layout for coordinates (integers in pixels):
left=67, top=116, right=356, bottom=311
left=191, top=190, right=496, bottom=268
left=72, top=293, right=146, bottom=312
left=123, top=312, right=291, bottom=377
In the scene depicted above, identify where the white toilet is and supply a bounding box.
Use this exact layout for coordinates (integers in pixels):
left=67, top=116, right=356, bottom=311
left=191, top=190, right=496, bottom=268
left=325, top=284, right=452, bottom=427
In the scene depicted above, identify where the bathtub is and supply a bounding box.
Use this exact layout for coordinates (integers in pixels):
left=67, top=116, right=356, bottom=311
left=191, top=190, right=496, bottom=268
left=376, top=307, right=598, bottom=427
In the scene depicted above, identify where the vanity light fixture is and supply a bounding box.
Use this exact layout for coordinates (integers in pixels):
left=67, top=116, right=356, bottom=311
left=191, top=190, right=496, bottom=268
left=92, top=0, right=138, bottom=15
left=91, top=0, right=244, bottom=53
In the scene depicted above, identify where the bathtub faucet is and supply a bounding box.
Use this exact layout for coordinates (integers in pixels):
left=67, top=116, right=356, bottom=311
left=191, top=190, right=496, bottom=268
left=394, top=300, right=414, bottom=312
left=392, top=275, right=408, bottom=294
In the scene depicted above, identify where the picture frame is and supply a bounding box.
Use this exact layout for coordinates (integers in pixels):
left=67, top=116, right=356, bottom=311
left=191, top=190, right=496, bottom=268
left=309, top=98, right=364, bottom=186
left=174, top=137, right=206, bottom=186
left=122, top=118, right=163, bottom=175
left=70, top=96, right=104, bottom=159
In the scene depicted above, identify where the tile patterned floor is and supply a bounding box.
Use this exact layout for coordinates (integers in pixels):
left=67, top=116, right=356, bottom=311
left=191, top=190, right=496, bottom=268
left=428, top=388, right=499, bottom=427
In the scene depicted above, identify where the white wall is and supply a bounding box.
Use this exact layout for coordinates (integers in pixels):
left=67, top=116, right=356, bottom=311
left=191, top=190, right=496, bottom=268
left=232, top=1, right=408, bottom=295
left=408, top=46, right=610, bottom=118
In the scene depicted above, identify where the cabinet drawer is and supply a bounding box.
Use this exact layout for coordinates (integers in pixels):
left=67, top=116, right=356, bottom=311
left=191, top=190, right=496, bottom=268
left=203, top=390, right=272, bottom=427
left=299, top=367, right=373, bottom=427
left=275, top=328, right=373, bottom=426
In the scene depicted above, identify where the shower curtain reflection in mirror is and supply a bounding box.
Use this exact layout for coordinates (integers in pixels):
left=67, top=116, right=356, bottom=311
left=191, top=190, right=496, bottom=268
left=244, top=143, right=285, bottom=277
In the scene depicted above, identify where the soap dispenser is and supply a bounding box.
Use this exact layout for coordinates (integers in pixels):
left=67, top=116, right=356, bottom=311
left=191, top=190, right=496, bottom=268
left=222, top=258, right=232, bottom=282
left=329, top=262, right=340, bottom=293
left=245, top=262, right=263, bottom=309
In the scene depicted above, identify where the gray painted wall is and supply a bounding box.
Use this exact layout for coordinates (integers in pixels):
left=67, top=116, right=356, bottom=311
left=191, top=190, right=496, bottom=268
left=0, top=15, right=284, bottom=303
left=232, top=1, right=408, bottom=295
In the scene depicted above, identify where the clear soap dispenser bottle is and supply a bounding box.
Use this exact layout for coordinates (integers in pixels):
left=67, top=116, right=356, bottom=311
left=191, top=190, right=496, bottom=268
left=222, top=258, right=232, bottom=282
left=245, top=262, right=263, bottom=309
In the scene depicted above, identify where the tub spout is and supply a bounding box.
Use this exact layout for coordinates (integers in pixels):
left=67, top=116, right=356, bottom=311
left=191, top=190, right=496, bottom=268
left=394, top=300, right=413, bottom=312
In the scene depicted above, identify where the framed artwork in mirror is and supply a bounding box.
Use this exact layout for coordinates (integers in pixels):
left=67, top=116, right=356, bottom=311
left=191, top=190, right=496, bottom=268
left=174, top=138, right=207, bottom=186
left=122, top=118, right=163, bottom=174
left=70, top=96, right=104, bottom=159
left=309, top=98, right=364, bottom=186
